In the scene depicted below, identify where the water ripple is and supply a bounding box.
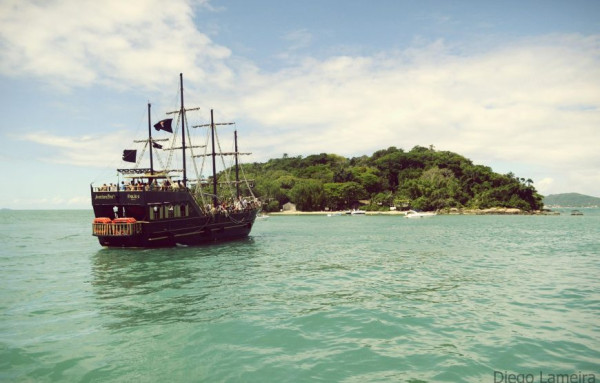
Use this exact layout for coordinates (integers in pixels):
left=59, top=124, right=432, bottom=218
left=1, top=211, right=599, bottom=381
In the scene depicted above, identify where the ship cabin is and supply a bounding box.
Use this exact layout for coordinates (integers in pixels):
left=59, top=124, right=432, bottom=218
left=91, top=169, right=196, bottom=223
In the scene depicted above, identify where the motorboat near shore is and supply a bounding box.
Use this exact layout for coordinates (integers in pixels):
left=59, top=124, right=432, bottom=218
left=404, top=210, right=437, bottom=218
left=345, top=209, right=366, bottom=215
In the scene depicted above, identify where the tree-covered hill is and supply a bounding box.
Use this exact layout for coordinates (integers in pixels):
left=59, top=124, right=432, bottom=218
left=236, top=146, right=543, bottom=212
left=543, top=193, right=600, bottom=207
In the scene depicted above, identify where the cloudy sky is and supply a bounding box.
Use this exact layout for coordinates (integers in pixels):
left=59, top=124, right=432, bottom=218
left=0, top=0, right=598, bottom=209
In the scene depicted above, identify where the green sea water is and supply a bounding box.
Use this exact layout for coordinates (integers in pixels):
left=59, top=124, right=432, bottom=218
left=1, top=209, right=599, bottom=382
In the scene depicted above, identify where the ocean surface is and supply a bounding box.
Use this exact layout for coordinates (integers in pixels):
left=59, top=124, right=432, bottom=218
left=1, top=209, right=599, bottom=382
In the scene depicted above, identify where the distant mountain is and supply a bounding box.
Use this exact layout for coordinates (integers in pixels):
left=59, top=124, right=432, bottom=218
left=543, top=193, right=600, bottom=207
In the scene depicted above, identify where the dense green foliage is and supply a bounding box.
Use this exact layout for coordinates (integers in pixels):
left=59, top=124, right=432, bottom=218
left=543, top=193, right=600, bottom=207
left=235, top=146, right=544, bottom=212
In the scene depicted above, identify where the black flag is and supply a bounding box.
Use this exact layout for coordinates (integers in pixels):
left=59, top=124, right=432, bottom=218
left=122, top=149, right=136, bottom=163
left=152, top=141, right=162, bottom=149
left=153, top=118, right=173, bottom=133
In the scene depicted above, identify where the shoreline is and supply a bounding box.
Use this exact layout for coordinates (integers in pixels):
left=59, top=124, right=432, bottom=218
left=270, top=211, right=405, bottom=216
left=268, top=208, right=560, bottom=216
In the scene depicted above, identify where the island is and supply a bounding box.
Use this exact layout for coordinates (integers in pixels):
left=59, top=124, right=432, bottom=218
left=236, top=146, right=545, bottom=213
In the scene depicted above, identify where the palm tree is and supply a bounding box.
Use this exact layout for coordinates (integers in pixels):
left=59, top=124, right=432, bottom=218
left=526, top=178, right=533, bottom=187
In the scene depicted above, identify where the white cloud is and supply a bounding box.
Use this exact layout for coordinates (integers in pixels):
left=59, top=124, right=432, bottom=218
left=14, top=33, right=600, bottom=196
left=535, top=178, right=555, bottom=196
left=234, top=35, right=600, bottom=195
left=2, top=0, right=598, bottom=197
left=0, top=0, right=230, bottom=91
left=20, top=130, right=134, bottom=168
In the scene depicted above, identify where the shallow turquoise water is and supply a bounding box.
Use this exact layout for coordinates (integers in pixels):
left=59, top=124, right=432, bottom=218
left=1, top=210, right=599, bottom=382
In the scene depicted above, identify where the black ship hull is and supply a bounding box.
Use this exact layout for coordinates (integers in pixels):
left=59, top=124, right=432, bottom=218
left=91, top=188, right=259, bottom=248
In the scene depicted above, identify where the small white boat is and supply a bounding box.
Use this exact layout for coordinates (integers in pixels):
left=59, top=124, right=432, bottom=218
left=404, top=210, right=436, bottom=218
left=256, top=213, right=270, bottom=220
left=347, top=209, right=366, bottom=215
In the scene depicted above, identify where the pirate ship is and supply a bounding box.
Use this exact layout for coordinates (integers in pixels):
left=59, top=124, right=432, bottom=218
left=91, top=74, right=260, bottom=247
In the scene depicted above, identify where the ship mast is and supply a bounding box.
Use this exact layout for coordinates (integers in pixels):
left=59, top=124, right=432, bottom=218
left=210, top=109, right=218, bottom=207
left=234, top=129, right=240, bottom=199
left=180, top=73, right=187, bottom=186
left=148, top=102, right=154, bottom=175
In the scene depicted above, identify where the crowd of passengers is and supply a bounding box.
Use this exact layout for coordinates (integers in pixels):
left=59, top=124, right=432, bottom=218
left=98, top=179, right=186, bottom=192
left=206, top=197, right=261, bottom=215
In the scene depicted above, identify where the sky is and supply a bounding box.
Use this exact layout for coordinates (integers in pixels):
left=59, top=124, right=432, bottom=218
left=0, top=0, right=599, bottom=209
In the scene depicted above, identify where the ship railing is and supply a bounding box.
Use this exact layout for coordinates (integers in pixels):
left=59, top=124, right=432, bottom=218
left=92, top=222, right=142, bottom=236
left=92, top=186, right=189, bottom=193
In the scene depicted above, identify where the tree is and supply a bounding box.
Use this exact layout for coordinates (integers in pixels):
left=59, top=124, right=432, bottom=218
left=351, top=166, right=382, bottom=194
left=297, top=164, right=334, bottom=183
left=289, top=179, right=325, bottom=211
left=323, top=183, right=346, bottom=210
left=403, top=167, right=462, bottom=210
left=324, top=182, right=367, bottom=210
